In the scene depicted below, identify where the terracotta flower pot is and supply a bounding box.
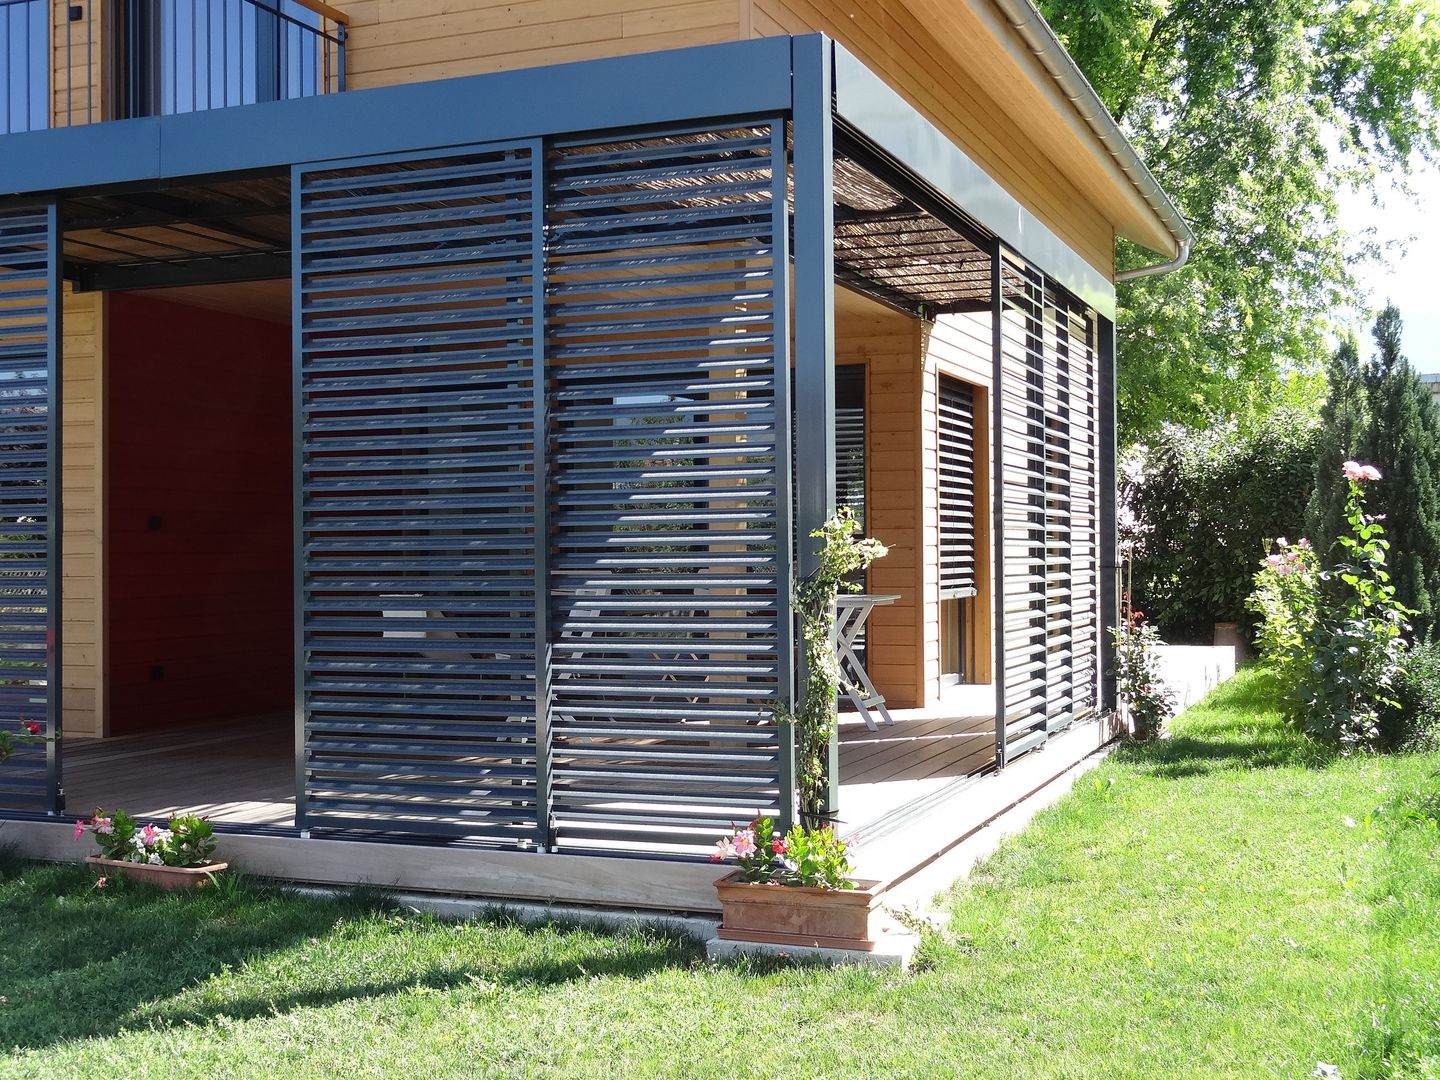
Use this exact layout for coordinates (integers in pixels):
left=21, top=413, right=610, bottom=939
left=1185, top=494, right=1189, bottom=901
left=85, top=855, right=227, bottom=892
left=714, top=872, right=887, bottom=951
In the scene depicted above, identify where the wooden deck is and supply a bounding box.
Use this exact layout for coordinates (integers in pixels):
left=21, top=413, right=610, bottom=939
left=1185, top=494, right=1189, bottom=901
left=837, top=710, right=996, bottom=836
left=63, top=706, right=997, bottom=838
left=13, top=709, right=1112, bottom=913
left=64, top=714, right=295, bottom=828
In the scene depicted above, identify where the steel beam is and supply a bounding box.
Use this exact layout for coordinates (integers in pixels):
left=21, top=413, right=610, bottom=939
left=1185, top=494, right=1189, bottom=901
left=45, top=200, right=64, bottom=815
left=71, top=251, right=290, bottom=292
left=792, top=36, right=838, bottom=820
left=990, top=240, right=1007, bottom=771
left=1097, top=315, right=1119, bottom=714
left=0, top=37, right=796, bottom=197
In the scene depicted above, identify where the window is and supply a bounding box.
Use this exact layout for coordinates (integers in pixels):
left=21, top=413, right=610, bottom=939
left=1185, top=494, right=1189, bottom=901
left=938, top=375, right=977, bottom=682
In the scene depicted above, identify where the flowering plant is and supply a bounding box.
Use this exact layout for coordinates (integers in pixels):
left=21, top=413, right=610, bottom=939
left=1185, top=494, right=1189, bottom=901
left=75, top=808, right=218, bottom=868
left=712, top=816, right=857, bottom=890
left=0, top=717, right=45, bottom=765
left=1109, top=610, right=1175, bottom=740
left=1296, top=464, right=1412, bottom=750
left=1246, top=463, right=1413, bottom=751
left=1248, top=536, right=1321, bottom=705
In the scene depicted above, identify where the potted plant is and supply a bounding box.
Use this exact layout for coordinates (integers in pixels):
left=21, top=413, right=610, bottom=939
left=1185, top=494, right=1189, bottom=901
left=711, top=816, right=886, bottom=951
left=74, top=808, right=226, bottom=890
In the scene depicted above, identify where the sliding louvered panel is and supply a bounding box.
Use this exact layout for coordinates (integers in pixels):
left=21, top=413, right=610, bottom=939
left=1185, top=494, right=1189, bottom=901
left=0, top=207, right=58, bottom=813
left=938, top=376, right=977, bottom=599
left=996, top=252, right=1103, bottom=762
left=997, top=256, right=1049, bottom=760
left=545, top=123, right=788, bottom=854
left=295, top=145, right=543, bottom=842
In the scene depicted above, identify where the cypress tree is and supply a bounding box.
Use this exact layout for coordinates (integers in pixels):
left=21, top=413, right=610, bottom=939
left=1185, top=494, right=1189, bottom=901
left=1307, top=306, right=1440, bottom=637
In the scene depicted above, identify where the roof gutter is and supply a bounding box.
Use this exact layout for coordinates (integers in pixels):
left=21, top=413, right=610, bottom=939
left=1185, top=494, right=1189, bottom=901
left=989, top=0, right=1195, bottom=280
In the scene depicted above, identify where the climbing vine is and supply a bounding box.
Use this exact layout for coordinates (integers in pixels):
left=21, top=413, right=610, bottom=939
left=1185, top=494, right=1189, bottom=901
left=783, top=509, right=887, bottom=825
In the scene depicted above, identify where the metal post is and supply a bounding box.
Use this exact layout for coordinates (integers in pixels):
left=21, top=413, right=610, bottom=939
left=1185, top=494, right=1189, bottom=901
left=990, top=241, right=1007, bottom=771
left=792, top=36, right=837, bottom=820
left=1097, top=315, right=1119, bottom=714
left=335, top=23, right=346, bottom=94
left=290, top=165, right=308, bottom=834
left=530, top=142, right=553, bottom=851
left=45, top=200, right=64, bottom=814
left=769, top=119, right=796, bottom=831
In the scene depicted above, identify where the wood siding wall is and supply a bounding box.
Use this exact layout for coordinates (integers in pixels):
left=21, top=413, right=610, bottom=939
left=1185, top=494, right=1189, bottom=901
left=50, top=0, right=104, bottom=127
left=62, top=286, right=105, bottom=738
left=341, top=0, right=744, bottom=89
left=105, top=294, right=293, bottom=736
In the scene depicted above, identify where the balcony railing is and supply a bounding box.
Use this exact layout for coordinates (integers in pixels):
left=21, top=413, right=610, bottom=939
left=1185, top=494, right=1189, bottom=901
left=1, top=0, right=347, bottom=135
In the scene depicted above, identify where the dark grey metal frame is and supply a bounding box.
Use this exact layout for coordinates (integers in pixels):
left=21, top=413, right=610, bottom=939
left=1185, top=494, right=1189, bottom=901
left=0, top=32, right=1124, bottom=844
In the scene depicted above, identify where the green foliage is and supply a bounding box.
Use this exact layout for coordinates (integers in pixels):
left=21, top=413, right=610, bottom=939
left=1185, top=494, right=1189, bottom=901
left=0, top=717, right=42, bottom=764
left=788, top=509, right=887, bottom=823
left=80, top=809, right=219, bottom=868
left=1382, top=638, right=1440, bottom=752
left=1308, top=308, right=1440, bottom=637
left=1247, top=538, right=1321, bottom=705
left=1036, top=0, right=1440, bottom=444
left=1124, top=409, right=1321, bottom=641
left=712, top=816, right=857, bottom=890
left=1108, top=618, right=1176, bottom=739
left=1254, top=473, right=1415, bottom=750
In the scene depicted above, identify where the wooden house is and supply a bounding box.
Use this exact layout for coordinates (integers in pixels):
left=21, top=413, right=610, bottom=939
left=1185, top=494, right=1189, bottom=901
left=0, top=0, right=1190, bottom=910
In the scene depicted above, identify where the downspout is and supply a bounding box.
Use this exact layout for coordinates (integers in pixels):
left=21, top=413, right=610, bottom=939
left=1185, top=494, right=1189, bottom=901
left=1116, top=236, right=1191, bottom=281
left=989, top=0, right=1196, bottom=279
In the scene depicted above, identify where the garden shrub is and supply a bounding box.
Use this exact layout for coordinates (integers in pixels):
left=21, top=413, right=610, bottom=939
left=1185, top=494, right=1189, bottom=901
left=1247, top=537, right=1320, bottom=704
left=1124, top=409, right=1322, bottom=644
left=1109, top=616, right=1176, bottom=740
left=1382, top=640, right=1440, bottom=752
left=1249, top=463, right=1413, bottom=751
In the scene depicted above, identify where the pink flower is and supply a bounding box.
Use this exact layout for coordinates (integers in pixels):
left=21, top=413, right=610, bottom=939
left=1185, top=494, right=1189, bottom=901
left=73, top=819, right=85, bottom=841
left=711, top=838, right=734, bottom=862
left=139, top=824, right=161, bottom=847
left=731, top=829, right=756, bottom=858
left=92, top=816, right=112, bottom=835
left=1343, top=460, right=1383, bottom=482
left=771, top=837, right=788, bottom=855
left=1298, top=538, right=1312, bottom=549
left=1265, top=554, right=1284, bottom=568
left=94, top=876, right=107, bottom=889
left=21, top=719, right=40, bottom=736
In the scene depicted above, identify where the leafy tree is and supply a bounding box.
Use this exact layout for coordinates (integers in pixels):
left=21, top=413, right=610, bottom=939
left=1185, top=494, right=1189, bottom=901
left=1308, top=306, right=1440, bottom=636
left=1125, top=409, right=1322, bottom=642
left=1036, top=0, right=1440, bottom=444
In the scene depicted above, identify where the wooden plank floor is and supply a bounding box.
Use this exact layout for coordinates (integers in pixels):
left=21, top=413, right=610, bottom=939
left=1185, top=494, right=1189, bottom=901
left=837, top=710, right=996, bottom=835
left=61, top=707, right=997, bottom=839
left=64, top=714, right=295, bottom=827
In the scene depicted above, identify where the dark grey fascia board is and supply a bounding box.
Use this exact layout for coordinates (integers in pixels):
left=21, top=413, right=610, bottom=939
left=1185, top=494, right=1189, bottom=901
left=831, top=42, right=1116, bottom=320
left=0, top=35, right=795, bottom=198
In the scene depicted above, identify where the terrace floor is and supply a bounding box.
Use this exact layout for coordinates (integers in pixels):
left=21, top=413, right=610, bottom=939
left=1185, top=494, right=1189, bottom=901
left=63, top=698, right=1000, bottom=839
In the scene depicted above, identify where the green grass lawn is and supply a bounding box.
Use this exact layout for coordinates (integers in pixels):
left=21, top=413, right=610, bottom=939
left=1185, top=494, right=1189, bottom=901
left=2, top=667, right=1437, bottom=1079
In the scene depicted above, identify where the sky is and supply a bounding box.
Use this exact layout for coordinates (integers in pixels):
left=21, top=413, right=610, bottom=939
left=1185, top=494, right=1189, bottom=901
left=1336, top=160, right=1440, bottom=375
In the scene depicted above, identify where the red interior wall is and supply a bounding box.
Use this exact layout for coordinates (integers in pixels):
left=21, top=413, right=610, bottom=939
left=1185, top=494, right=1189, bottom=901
left=107, top=293, right=293, bottom=735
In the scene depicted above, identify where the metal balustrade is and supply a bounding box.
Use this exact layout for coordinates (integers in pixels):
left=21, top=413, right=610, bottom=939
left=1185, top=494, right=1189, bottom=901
left=0, top=0, right=346, bottom=134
